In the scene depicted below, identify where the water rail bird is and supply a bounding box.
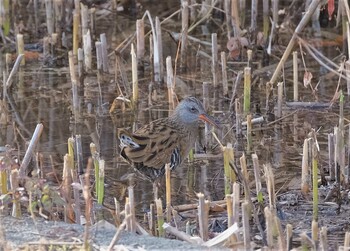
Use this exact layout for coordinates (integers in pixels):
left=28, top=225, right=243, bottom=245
left=119, top=96, right=219, bottom=181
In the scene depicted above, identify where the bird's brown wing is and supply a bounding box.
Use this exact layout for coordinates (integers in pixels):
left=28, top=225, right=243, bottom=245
left=119, top=119, right=184, bottom=172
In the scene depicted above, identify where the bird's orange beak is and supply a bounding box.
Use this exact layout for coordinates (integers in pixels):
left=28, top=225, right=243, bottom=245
left=199, top=114, right=220, bottom=128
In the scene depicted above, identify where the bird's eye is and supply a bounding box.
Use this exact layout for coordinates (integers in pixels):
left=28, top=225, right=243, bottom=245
left=190, top=106, right=197, bottom=113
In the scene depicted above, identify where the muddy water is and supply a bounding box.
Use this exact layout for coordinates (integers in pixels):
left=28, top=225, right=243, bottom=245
left=0, top=1, right=347, bottom=220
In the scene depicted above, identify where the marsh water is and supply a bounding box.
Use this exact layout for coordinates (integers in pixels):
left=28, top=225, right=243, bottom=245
left=0, top=0, right=349, bottom=246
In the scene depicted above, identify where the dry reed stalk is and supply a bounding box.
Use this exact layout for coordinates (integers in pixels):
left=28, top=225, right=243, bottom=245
left=293, top=51, right=299, bottom=101
left=235, top=99, right=242, bottom=137
left=19, top=123, right=44, bottom=178
left=286, top=224, right=293, bottom=251
left=312, top=138, right=319, bottom=221
left=45, top=0, right=54, bottom=35
left=231, top=0, right=240, bottom=35
left=156, top=17, right=163, bottom=82
left=149, top=203, right=155, bottom=235
left=224, top=0, right=231, bottom=39
left=83, top=158, right=93, bottom=227
left=81, top=3, right=89, bottom=36
left=269, top=0, right=322, bottom=85
left=16, top=34, right=25, bottom=66
left=166, top=56, right=174, bottom=110
left=223, top=143, right=235, bottom=194
left=125, top=198, right=131, bottom=232
left=136, top=19, right=145, bottom=60
left=328, top=133, right=335, bottom=180
left=202, top=223, right=239, bottom=247
left=68, top=51, right=77, bottom=83
left=78, top=48, right=84, bottom=80
left=263, top=0, right=269, bottom=39
left=239, top=154, right=249, bottom=198
left=243, top=67, right=251, bottom=115
left=277, top=82, right=283, bottom=118
left=83, top=30, right=92, bottom=72
left=246, top=114, right=252, bottom=152
left=100, top=33, right=108, bottom=73
left=73, top=11, right=80, bottom=56
left=250, top=0, right=257, bottom=36
left=239, top=0, right=245, bottom=27
left=229, top=70, right=242, bottom=110
left=197, top=193, right=208, bottom=241
left=203, top=82, right=210, bottom=146
left=62, top=154, right=74, bottom=222
left=180, top=0, right=189, bottom=67
left=338, top=92, right=346, bottom=184
left=165, top=163, right=172, bottom=222
left=10, top=169, right=20, bottom=218
left=96, top=41, right=102, bottom=72
left=263, top=164, right=276, bottom=211
left=114, top=198, right=121, bottom=226
left=320, top=226, right=328, bottom=251
left=264, top=207, right=273, bottom=248
left=155, top=198, right=164, bottom=237
left=232, top=182, right=240, bottom=224
left=75, top=135, right=83, bottom=175
left=274, top=215, right=285, bottom=250
left=97, top=160, right=105, bottom=205
left=344, top=232, right=350, bottom=248
left=242, top=201, right=251, bottom=249
left=131, top=44, right=138, bottom=106
left=163, top=223, right=200, bottom=244
left=89, top=8, right=96, bottom=38
left=221, top=51, right=228, bottom=97
left=128, top=186, right=136, bottom=233
left=252, top=154, right=262, bottom=203
left=226, top=194, right=233, bottom=227
left=211, top=33, right=218, bottom=87
left=301, top=138, right=310, bottom=195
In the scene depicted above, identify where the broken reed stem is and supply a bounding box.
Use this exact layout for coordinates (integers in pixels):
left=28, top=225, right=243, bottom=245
left=16, top=34, right=25, bottom=65
left=246, top=114, right=252, bottom=152
left=83, top=30, right=92, bottom=72
left=338, top=91, right=346, bottom=183
left=211, top=33, right=218, bottom=87
left=311, top=220, right=318, bottom=242
left=223, top=143, right=235, bottom=194
left=180, top=0, right=189, bottom=67
left=242, top=201, right=251, bottom=249
left=62, top=154, right=74, bottom=222
left=277, top=82, right=283, bottom=118
left=286, top=224, right=293, bottom=251
left=264, top=207, right=273, bottom=248
left=149, top=203, right=155, bottom=235
left=275, top=215, right=286, bottom=250
left=239, top=154, right=249, bottom=200
left=328, top=133, right=335, bottom=180
left=320, top=226, right=328, bottom=251
left=0, top=169, right=7, bottom=194
left=264, top=164, right=276, bottom=211
left=221, top=51, right=228, bottom=96
left=128, top=186, right=136, bottom=233
left=301, top=138, right=310, bottom=195
left=107, top=217, right=128, bottom=250
left=81, top=3, right=89, bottom=35
left=301, top=232, right=316, bottom=250
left=165, top=163, right=172, bottom=222
left=344, top=231, right=350, bottom=248
left=243, top=67, right=251, bottom=115
left=235, top=98, right=242, bottom=137
left=252, top=154, right=263, bottom=203
left=163, top=223, right=199, bottom=244
left=231, top=0, right=240, bottom=35
left=226, top=194, right=233, bottom=227
left=125, top=198, right=131, bottom=232
left=293, top=51, right=299, bottom=101
left=100, top=33, right=109, bottom=72
left=224, top=0, right=231, bottom=39
left=19, top=123, right=44, bottom=178
left=197, top=193, right=208, bottom=241
left=263, top=0, right=269, bottom=38
left=114, top=198, right=121, bottom=226
left=73, top=10, right=79, bottom=56
left=155, top=198, right=164, bottom=237
left=312, top=139, right=319, bottom=221
left=10, top=169, right=21, bottom=218
left=232, top=182, right=240, bottom=224
left=136, top=19, right=145, bottom=60
left=131, top=44, right=138, bottom=106
left=155, top=17, right=163, bottom=82
left=166, top=56, right=174, bottom=109
left=90, top=143, right=100, bottom=196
